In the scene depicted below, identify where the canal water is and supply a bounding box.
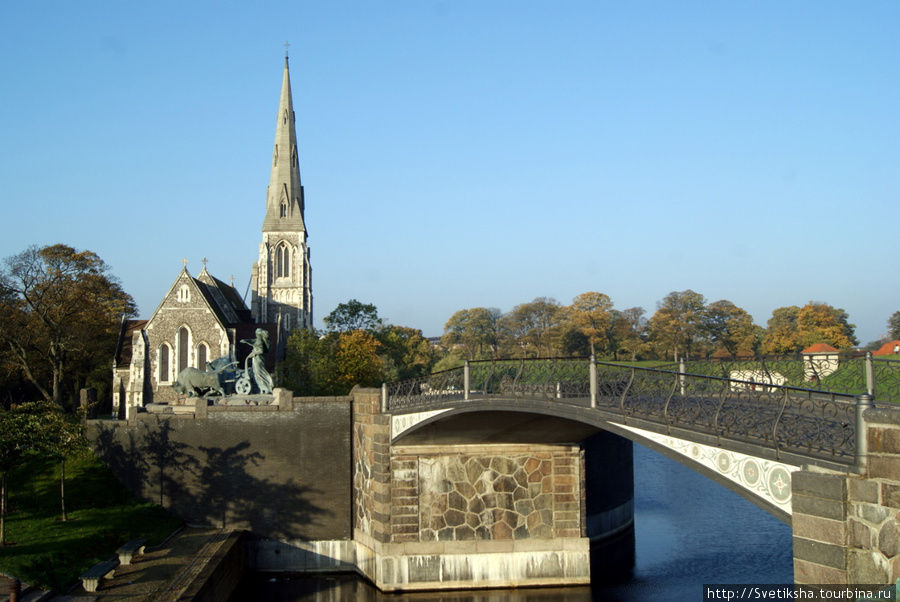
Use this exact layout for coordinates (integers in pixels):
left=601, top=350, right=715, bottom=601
left=230, top=443, right=793, bottom=601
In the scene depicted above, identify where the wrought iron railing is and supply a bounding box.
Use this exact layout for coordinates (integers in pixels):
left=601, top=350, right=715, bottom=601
left=682, top=352, right=900, bottom=404
left=383, top=356, right=884, bottom=466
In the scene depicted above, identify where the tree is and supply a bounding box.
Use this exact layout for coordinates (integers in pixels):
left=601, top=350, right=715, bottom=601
left=610, top=307, right=648, bottom=361
left=323, top=300, right=382, bottom=333
left=0, top=407, right=31, bottom=546
left=796, top=302, right=857, bottom=350
left=0, top=245, right=136, bottom=406
left=887, top=311, right=900, bottom=340
left=499, top=298, right=564, bottom=358
left=24, top=401, right=86, bottom=521
left=442, top=307, right=501, bottom=359
left=648, top=290, right=707, bottom=360
left=377, top=325, right=439, bottom=381
left=565, top=292, right=614, bottom=357
left=761, top=302, right=857, bottom=353
left=335, top=330, right=383, bottom=388
left=760, top=306, right=801, bottom=354
left=704, top=300, right=758, bottom=356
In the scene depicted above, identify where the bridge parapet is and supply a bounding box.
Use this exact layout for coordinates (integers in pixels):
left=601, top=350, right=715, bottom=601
left=385, top=358, right=867, bottom=467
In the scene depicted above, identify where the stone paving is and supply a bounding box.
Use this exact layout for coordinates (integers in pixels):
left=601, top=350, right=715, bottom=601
left=1, top=527, right=227, bottom=602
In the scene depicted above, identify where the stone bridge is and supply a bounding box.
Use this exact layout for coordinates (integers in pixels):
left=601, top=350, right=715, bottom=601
left=373, top=357, right=900, bottom=589
left=89, top=355, right=900, bottom=593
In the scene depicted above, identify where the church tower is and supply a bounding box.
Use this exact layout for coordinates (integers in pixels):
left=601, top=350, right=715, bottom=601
left=251, top=51, right=313, bottom=333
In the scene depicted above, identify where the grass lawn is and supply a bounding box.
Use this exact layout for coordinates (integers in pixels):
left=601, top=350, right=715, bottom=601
left=0, top=450, right=182, bottom=591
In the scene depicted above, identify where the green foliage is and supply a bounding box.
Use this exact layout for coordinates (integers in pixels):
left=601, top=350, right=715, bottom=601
left=0, top=452, right=180, bottom=590
left=889, top=311, right=900, bottom=340
left=323, top=299, right=381, bottom=333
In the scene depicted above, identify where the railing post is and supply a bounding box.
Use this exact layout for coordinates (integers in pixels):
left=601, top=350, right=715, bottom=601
left=865, top=351, right=875, bottom=398
left=464, top=360, right=470, bottom=401
left=679, top=357, right=686, bottom=397
left=381, top=383, right=388, bottom=414
left=855, top=393, right=875, bottom=470
left=590, top=354, right=598, bottom=409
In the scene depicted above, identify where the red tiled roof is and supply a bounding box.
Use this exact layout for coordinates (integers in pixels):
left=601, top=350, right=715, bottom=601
left=802, top=343, right=839, bottom=354
left=873, top=341, right=900, bottom=356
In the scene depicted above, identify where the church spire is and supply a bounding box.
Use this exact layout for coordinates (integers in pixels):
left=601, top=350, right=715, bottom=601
left=262, top=53, right=305, bottom=233
left=252, top=50, right=313, bottom=337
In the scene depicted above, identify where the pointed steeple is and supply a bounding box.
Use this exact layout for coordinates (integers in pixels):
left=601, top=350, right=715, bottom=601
left=251, top=50, right=313, bottom=339
left=262, top=54, right=305, bottom=233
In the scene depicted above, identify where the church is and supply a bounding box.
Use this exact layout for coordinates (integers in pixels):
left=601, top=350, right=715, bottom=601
left=112, top=54, right=312, bottom=417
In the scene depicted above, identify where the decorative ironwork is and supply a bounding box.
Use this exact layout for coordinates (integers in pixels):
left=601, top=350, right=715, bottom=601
left=872, top=357, right=900, bottom=403
left=385, top=357, right=875, bottom=466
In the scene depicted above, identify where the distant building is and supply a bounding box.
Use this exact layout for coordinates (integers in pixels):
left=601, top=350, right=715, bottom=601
left=112, top=54, right=311, bottom=418
left=801, top=343, right=840, bottom=381
left=872, top=340, right=900, bottom=356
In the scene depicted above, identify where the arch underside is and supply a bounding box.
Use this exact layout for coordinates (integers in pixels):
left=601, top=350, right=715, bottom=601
left=391, top=404, right=799, bottom=524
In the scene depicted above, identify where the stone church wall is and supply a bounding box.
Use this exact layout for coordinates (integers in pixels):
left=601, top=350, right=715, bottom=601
left=145, top=279, right=232, bottom=404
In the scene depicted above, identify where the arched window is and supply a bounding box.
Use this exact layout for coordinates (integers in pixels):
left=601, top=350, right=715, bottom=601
left=177, top=284, right=190, bottom=303
left=276, top=243, right=291, bottom=279
left=197, top=343, right=208, bottom=370
left=280, top=201, right=287, bottom=218
left=177, top=327, right=190, bottom=374
left=159, top=344, right=171, bottom=383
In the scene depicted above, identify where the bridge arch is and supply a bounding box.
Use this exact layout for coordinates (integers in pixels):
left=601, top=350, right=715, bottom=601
left=391, top=403, right=795, bottom=522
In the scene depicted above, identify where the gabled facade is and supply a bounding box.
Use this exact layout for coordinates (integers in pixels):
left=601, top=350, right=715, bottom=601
left=113, top=265, right=276, bottom=417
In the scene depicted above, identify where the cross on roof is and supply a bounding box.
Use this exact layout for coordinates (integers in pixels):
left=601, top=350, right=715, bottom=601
left=181, top=258, right=189, bottom=268
left=284, top=41, right=290, bottom=58
left=201, top=257, right=208, bottom=268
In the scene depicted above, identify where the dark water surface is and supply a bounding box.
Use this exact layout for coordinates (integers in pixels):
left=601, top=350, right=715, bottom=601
left=230, top=443, right=793, bottom=601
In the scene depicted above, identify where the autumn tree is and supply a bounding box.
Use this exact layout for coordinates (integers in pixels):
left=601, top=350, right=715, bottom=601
left=565, top=292, right=614, bottom=357
left=499, top=297, right=564, bottom=358
left=0, top=244, right=136, bottom=407
left=610, top=307, right=648, bottom=361
left=761, top=302, right=857, bottom=353
left=335, top=330, right=383, bottom=389
left=442, top=308, right=502, bottom=359
left=648, top=290, right=707, bottom=360
left=796, top=302, right=857, bottom=350
left=760, top=306, right=801, bottom=354
left=704, top=300, right=759, bottom=356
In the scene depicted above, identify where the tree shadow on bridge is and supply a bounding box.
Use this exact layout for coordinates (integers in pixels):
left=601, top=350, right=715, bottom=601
left=90, top=419, right=333, bottom=541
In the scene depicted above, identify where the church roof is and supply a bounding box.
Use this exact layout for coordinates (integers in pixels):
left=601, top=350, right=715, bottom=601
left=114, top=318, right=148, bottom=368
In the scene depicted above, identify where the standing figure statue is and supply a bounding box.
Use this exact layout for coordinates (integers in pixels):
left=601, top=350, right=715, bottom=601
left=240, top=328, right=274, bottom=394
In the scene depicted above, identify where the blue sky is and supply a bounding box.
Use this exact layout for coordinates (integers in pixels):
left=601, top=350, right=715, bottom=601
left=1, top=2, right=897, bottom=343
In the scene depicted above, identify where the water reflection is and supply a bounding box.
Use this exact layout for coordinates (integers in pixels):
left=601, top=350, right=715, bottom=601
left=230, top=443, right=793, bottom=601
